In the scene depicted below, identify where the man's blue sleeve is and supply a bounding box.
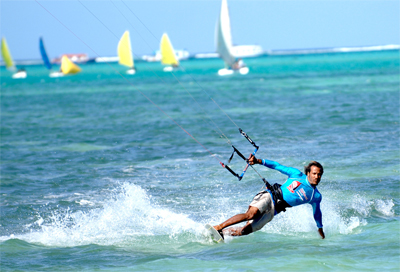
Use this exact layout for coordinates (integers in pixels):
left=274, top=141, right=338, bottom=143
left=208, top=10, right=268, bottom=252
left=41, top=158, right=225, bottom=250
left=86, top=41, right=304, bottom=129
left=261, top=159, right=303, bottom=178
left=311, top=201, right=323, bottom=228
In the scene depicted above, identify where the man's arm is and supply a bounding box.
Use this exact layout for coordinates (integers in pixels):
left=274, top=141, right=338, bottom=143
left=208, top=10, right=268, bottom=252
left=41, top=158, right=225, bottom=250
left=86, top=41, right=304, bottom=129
left=311, top=201, right=325, bottom=239
left=249, top=156, right=302, bottom=177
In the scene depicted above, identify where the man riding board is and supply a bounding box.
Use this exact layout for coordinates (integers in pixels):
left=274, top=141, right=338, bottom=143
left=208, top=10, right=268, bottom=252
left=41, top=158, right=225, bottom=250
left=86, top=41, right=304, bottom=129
left=213, top=156, right=325, bottom=239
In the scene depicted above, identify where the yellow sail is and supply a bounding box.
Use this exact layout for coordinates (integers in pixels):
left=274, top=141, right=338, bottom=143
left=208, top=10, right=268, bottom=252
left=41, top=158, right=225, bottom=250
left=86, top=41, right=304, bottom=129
left=160, top=33, right=179, bottom=66
left=61, top=55, right=81, bottom=75
left=117, top=31, right=134, bottom=68
left=1, top=37, right=16, bottom=72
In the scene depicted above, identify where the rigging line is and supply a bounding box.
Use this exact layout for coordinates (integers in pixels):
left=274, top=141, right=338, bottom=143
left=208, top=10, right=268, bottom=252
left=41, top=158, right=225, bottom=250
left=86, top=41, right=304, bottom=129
left=110, top=0, right=233, bottom=145
left=77, top=0, right=119, bottom=41
left=249, top=163, right=273, bottom=190
left=250, top=165, right=265, bottom=180
left=118, top=0, right=238, bottom=133
left=78, top=0, right=231, bottom=146
left=164, top=69, right=233, bottom=145
left=109, top=0, right=155, bottom=52
left=34, top=0, right=224, bottom=166
left=80, top=0, right=230, bottom=145
left=120, top=0, right=242, bottom=130
left=114, top=0, right=233, bottom=144
left=120, top=0, right=159, bottom=42
left=252, top=165, right=269, bottom=191
left=181, top=65, right=241, bottom=129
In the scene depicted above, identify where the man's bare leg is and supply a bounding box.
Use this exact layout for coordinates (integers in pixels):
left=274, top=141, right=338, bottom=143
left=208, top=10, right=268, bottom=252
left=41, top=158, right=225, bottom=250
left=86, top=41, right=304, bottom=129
left=223, top=221, right=253, bottom=236
left=214, top=206, right=259, bottom=232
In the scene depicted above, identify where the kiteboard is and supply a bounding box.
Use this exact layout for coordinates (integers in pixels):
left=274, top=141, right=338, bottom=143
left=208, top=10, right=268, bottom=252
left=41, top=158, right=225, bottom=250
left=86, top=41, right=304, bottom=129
left=205, top=224, right=224, bottom=243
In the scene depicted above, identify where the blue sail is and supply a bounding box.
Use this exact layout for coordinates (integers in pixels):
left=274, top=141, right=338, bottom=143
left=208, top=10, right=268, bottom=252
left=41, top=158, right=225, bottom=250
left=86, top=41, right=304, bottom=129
left=39, top=37, right=52, bottom=70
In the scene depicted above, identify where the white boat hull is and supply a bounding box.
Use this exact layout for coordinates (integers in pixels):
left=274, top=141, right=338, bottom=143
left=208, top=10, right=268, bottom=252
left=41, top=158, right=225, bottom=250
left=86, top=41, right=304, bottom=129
left=163, top=66, right=176, bottom=72
left=126, top=68, right=136, bottom=75
left=218, top=66, right=249, bottom=76
left=12, top=71, right=27, bottom=79
left=238, top=67, right=249, bottom=75
left=49, top=71, right=64, bottom=78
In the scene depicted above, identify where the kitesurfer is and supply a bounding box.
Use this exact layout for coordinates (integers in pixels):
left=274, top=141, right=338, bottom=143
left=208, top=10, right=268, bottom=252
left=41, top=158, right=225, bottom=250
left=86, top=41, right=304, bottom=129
left=214, top=156, right=325, bottom=239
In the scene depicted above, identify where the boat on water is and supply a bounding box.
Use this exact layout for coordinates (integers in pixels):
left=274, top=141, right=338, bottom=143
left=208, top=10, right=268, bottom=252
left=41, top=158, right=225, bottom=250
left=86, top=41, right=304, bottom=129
left=39, top=37, right=64, bottom=78
left=53, top=53, right=88, bottom=64
left=215, top=0, right=262, bottom=76
left=1, top=37, right=27, bottom=79
left=117, top=30, right=135, bottom=75
left=60, top=55, right=81, bottom=75
left=142, top=34, right=188, bottom=66
left=160, top=33, right=180, bottom=72
left=142, top=49, right=189, bottom=62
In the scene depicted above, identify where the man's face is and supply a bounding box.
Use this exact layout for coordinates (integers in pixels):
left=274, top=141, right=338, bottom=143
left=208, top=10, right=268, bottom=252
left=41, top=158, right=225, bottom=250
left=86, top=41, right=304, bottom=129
left=307, top=166, right=323, bottom=186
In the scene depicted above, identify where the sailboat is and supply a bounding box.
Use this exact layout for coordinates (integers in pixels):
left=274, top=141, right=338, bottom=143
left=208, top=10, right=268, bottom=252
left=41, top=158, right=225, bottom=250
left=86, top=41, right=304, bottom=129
left=39, top=37, right=63, bottom=78
left=117, top=30, right=135, bottom=74
left=60, top=55, right=81, bottom=75
left=1, top=37, right=27, bottom=79
left=215, top=0, right=249, bottom=76
left=160, top=33, right=179, bottom=72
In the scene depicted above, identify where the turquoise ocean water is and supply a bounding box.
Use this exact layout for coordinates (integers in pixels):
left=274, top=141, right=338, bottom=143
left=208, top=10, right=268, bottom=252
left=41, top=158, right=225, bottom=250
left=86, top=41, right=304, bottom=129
left=1, top=51, right=399, bottom=271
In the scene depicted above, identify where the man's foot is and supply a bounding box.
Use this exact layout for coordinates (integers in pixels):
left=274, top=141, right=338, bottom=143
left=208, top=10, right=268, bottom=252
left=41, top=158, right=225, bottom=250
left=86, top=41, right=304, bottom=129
left=213, top=225, right=224, bottom=239
left=213, top=225, right=221, bottom=231
left=217, top=229, right=224, bottom=239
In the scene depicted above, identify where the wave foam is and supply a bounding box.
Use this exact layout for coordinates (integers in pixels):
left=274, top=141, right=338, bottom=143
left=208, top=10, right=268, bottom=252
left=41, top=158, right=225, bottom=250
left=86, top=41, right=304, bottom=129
left=1, top=183, right=395, bottom=246
left=258, top=192, right=394, bottom=236
left=4, top=182, right=205, bottom=247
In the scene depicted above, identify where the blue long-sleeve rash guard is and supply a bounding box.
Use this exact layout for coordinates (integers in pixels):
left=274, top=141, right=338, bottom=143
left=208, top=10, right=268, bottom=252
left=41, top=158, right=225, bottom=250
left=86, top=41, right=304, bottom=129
left=261, top=159, right=323, bottom=228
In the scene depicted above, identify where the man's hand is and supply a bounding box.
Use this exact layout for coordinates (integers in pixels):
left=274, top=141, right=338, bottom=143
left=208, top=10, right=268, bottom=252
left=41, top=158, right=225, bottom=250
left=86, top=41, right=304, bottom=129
left=318, top=228, right=325, bottom=239
left=248, top=155, right=261, bottom=165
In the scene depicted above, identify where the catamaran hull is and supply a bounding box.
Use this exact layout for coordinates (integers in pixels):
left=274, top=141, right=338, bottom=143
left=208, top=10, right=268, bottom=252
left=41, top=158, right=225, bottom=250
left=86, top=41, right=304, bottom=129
left=126, top=69, right=136, bottom=75
left=163, top=66, right=177, bottom=72
left=49, top=71, right=64, bottom=78
left=12, top=71, right=27, bottom=79
left=218, top=66, right=249, bottom=76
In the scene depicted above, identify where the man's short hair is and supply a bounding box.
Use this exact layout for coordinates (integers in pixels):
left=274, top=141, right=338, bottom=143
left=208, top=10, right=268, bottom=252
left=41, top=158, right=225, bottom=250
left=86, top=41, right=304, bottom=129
left=304, top=161, right=324, bottom=175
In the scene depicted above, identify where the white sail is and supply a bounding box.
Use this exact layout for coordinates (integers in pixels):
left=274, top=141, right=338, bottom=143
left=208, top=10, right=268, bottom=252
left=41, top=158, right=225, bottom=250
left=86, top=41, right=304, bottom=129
left=215, top=0, right=235, bottom=67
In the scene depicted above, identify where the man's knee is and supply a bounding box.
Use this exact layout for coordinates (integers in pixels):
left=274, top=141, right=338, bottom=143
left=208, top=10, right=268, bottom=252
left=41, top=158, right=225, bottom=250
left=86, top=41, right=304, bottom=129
left=245, top=206, right=260, bottom=220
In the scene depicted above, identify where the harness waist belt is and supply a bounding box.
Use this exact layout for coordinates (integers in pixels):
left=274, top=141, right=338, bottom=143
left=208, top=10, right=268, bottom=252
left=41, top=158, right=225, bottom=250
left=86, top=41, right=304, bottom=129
left=269, top=183, right=291, bottom=214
